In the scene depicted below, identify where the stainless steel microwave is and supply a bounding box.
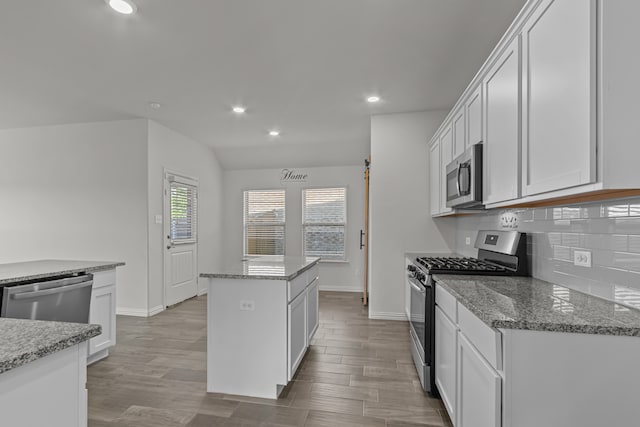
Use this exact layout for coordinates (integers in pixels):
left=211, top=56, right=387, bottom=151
left=445, top=143, right=483, bottom=209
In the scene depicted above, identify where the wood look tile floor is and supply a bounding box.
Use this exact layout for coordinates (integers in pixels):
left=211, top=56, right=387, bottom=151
left=88, top=292, right=453, bottom=427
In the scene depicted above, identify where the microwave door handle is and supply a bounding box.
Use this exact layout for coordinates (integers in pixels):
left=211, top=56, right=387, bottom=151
left=456, top=164, right=462, bottom=196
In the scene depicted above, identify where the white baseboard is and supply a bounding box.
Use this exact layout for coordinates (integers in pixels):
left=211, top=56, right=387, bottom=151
left=197, top=288, right=208, bottom=296
left=368, top=311, right=409, bottom=321
left=148, top=305, right=164, bottom=316
left=319, top=285, right=362, bottom=292
left=116, top=307, right=150, bottom=317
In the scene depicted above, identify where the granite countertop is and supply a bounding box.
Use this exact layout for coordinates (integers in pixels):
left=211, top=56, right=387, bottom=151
left=0, top=260, right=125, bottom=285
left=200, top=256, right=320, bottom=281
left=0, top=318, right=101, bottom=374
left=434, top=274, right=640, bottom=337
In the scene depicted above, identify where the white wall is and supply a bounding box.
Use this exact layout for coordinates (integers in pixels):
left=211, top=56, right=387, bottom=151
left=0, top=119, right=150, bottom=312
left=147, top=121, right=224, bottom=313
left=369, top=111, right=456, bottom=319
left=223, top=166, right=365, bottom=291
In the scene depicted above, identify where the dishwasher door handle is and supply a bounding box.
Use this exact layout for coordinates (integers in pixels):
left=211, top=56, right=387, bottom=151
left=11, top=280, right=93, bottom=300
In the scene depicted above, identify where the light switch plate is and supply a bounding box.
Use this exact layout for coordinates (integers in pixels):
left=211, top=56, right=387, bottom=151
left=155, top=214, right=163, bottom=224
left=465, top=237, right=471, bottom=245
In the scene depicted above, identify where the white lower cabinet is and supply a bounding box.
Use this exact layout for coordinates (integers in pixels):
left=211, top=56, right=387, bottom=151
left=88, top=269, right=117, bottom=364
left=288, top=290, right=307, bottom=380
left=457, top=332, right=501, bottom=427
left=435, top=306, right=457, bottom=423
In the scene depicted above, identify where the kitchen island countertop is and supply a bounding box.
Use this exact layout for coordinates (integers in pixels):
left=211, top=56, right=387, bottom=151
left=200, top=256, right=320, bottom=281
left=0, top=318, right=100, bottom=374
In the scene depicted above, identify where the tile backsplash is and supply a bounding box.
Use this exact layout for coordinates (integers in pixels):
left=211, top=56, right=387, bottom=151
left=454, top=197, right=640, bottom=310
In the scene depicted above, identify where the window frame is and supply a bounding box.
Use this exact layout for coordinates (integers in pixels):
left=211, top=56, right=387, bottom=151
left=243, top=189, right=287, bottom=257
left=301, top=186, right=348, bottom=262
left=168, top=174, right=198, bottom=246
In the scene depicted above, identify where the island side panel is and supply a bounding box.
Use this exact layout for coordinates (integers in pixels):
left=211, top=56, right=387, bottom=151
left=207, top=277, right=288, bottom=399
left=502, top=329, right=640, bottom=427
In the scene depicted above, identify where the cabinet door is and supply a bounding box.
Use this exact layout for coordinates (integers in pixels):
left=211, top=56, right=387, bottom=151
left=440, top=124, right=454, bottom=214
left=435, top=306, right=457, bottom=425
left=458, top=332, right=501, bottom=427
left=521, top=0, right=596, bottom=196
left=307, top=278, right=319, bottom=341
left=484, top=37, right=521, bottom=205
left=466, top=85, right=483, bottom=147
left=429, top=140, right=441, bottom=216
left=89, top=284, right=116, bottom=356
left=453, top=107, right=466, bottom=159
left=288, top=291, right=307, bottom=380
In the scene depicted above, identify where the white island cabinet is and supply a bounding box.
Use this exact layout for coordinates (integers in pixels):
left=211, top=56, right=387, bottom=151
left=202, top=256, right=320, bottom=399
left=0, top=318, right=100, bottom=427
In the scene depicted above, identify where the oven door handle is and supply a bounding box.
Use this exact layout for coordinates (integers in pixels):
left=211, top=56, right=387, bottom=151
left=409, top=280, right=426, bottom=294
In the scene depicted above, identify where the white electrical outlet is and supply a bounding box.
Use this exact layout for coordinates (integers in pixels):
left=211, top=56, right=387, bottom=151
left=465, top=237, right=471, bottom=245
left=573, top=250, right=592, bottom=267
left=239, top=300, right=255, bottom=311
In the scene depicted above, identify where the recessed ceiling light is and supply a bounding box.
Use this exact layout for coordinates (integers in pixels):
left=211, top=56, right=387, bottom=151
left=106, top=0, right=137, bottom=15
left=149, top=102, right=162, bottom=109
left=268, top=130, right=280, bottom=137
left=232, top=106, right=246, bottom=114
left=366, top=95, right=381, bottom=103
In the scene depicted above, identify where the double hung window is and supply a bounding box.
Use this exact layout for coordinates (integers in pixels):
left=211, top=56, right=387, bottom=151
left=302, top=188, right=347, bottom=261
left=243, top=190, right=286, bottom=256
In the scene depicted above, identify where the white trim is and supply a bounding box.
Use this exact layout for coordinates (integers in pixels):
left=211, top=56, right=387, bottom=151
left=116, top=307, right=150, bottom=317
left=148, top=305, right=164, bottom=316
left=197, top=288, right=208, bottom=296
left=368, top=311, right=409, bottom=321
left=319, top=285, right=361, bottom=293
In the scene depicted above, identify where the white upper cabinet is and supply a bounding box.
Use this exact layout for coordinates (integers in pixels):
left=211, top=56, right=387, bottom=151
left=521, top=0, right=596, bottom=197
left=429, top=139, right=441, bottom=216
left=440, top=123, right=454, bottom=214
left=453, top=106, right=466, bottom=159
left=466, top=85, right=483, bottom=148
left=483, top=37, right=521, bottom=205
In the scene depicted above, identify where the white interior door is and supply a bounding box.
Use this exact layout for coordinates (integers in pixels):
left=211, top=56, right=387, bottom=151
left=164, top=171, right=198, bottom=307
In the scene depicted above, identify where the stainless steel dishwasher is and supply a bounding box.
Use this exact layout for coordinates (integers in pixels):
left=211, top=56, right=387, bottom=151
left=0, top=274, right=93, bottom=323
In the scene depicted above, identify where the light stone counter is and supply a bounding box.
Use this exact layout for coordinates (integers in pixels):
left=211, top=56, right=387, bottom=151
left=0, top=260, right=125, bottom=285
left=434, top=274, right=640, bottom=337
left=0, top=318, right=100, bottom=374
left=200, top=256, right=320, bottom=281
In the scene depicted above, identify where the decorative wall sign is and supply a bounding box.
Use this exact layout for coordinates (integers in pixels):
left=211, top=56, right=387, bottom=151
left=500, top=211, right=519, bottom=229
left=280, top=169, right=308, bottom=183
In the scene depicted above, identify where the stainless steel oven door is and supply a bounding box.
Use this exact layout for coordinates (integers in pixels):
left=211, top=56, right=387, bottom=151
left=408, top=275, right=426, bottom=355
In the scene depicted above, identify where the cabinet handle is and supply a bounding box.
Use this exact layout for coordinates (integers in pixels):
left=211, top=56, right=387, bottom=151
left=360, top=230, right=365, bottom=249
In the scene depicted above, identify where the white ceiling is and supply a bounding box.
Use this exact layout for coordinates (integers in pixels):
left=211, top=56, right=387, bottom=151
left=0, top=0, right=527, bottom=170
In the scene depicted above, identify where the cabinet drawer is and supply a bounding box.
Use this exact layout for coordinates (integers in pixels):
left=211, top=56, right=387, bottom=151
left=288, top=273, right=307, bottom=302
left=436, top=284, right=457, bottom=322
left=458, top=303, right=502, bottom=370
left=307, top=265, right=319, bottom=283
left=92, top=269, right=116, bottom=289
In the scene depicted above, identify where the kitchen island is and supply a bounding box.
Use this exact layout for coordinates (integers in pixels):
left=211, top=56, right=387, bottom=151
left=432, top=274, right=640, bottom=427
left=0, top=318, right=101, bottom=427
left=201, top=256, right=320, bottom=399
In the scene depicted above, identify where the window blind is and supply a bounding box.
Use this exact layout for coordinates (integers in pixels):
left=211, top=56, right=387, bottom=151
left=302, top=187, right=347, bottom=261
left=170, top=182, right=197, bottom=243
left=243, top=190, right=286, bottom=256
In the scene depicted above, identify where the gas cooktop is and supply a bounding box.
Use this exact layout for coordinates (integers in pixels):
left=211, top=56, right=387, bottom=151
left=413, top=230, right=529, bottom=277
left=415, top=256, right=509, bottom=274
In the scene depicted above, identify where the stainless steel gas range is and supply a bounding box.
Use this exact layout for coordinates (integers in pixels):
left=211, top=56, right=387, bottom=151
left=406, top=230, right=528, bottom=395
